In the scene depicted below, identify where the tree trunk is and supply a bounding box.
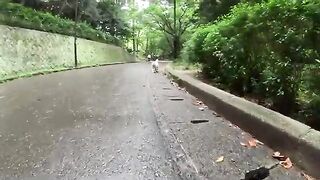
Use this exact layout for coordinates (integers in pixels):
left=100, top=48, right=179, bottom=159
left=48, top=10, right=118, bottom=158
left=74, top=0, right=78, bottom=67
left=173, top=0, right=177, bottom=59
left=136, top=40, right=139, bottom=52
left=146, top=37, right=149, bottom=54
left=173, top=35, right=180, bottom=59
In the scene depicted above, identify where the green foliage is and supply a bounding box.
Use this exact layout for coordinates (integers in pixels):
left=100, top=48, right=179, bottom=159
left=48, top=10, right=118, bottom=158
left=197, top=0, right=266, bottom=23
left=141, top=1, right=198, bottom=58
left=298, top=64, right=320, bottom=127
left=197, top=0, right=241, bottom=23
left=181, top=25, right=212, bottom=64
left=11, top=0, right=129, bottom=39
left=182, top=0, right=320, bottom=124
left=96, top=0, right=130, bottom=38
left=0, top=1, right=120, bottom=45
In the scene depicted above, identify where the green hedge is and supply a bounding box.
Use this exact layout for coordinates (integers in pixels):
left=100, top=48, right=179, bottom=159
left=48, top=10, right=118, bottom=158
left=182, top=0, right=320, bottom=128
left=0, top=1, right=120, bottom=45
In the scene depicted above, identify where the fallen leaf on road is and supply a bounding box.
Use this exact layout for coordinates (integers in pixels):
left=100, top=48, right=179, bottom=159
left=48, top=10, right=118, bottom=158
left=192, top=100, right=199, bottom=106
left=256, top=139, right=264, bottom=145
left=232, top=125, right=240, bottom=129
left=248, top=139, right=258, bottom=147
left=180, top=87, right=187, bottom=92
left=280, top=157, right=292, bottom=169
left=215, top=156, right=224, bottom=163
left=272, top=151, right=282, bottom=157
left=192, top=99, right=203, bottom=106
left=197, top=100, right=203, bottom=105
left=246, top=138, right=264, bottom=148
left=240, top=142, right=247, bottom=147
left=272, top=151, right=286, bottom=161
left=302, top=172, right=315, bottom=180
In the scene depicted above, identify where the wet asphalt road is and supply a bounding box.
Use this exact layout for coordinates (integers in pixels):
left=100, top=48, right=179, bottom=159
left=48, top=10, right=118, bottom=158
left=0, top=63, right=305, bottom=179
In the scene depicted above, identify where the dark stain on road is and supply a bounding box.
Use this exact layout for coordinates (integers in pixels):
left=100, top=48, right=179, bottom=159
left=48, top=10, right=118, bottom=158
left=190, top=120, right=209, bottom=124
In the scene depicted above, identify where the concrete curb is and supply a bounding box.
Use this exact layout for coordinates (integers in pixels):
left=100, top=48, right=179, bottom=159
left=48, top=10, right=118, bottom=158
left=165, top=65, right=320, bottom=178
left=0, top=61, right=137, bottom=84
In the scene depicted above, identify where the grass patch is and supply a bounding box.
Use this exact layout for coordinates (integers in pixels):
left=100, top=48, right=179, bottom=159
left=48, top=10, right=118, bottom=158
left=172, top=60, right=201, bottom=71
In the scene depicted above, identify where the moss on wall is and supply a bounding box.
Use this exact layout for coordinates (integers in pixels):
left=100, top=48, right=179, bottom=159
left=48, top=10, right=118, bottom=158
left=0, top=25, right=131, bottom=81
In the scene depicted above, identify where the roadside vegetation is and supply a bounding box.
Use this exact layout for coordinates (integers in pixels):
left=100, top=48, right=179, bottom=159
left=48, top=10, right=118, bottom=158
left=180, top=0, right=320, bottom=129
left=0, top=0, right=130, bottom=45
left=126, top=0, right=320, bottom=129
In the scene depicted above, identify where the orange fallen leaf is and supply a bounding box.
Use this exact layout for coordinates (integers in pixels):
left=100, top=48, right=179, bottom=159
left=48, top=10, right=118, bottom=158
left=246, top=138, right=264, bottom=148
left=248, top=139, right=258, bottom=147
left=280, top=157, right=293, bottom=169
left=272, top=151, right=286, bottom=161
left=302, top=172, right=315, bottom=180
left=215, top=156, right=224, bottom=163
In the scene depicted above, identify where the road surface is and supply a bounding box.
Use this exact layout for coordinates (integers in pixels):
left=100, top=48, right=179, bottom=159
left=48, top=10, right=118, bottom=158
left=0, top=63, right=304, bottom=179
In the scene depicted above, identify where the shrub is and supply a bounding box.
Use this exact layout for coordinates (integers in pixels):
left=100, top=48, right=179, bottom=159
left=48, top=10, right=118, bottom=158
left=182, top=0, right=320, bottom=123
left=182, top=25, right=212, bottom=64
left=0, top=2, right=120, bottom=45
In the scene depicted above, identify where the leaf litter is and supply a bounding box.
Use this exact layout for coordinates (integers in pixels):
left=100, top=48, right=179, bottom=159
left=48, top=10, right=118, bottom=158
left=272, top=151, right=293, bottom=169
left=301, top=172, right=315, bottom=180
left=241, top=138, right=264, bottom=148
left=215, top=156, right=224, bottom=163
left=192, top=98, right=208, bottom=111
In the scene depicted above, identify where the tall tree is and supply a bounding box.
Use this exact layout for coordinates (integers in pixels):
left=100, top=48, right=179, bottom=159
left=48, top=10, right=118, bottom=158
left=144, top=0, right=197, bottom=58
left=96, top=0, right=129, bottom=38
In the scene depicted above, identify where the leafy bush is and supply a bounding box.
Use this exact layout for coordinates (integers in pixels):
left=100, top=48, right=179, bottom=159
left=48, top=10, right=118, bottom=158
left=0, top=1, right=120, bottom=45
left=182, top=0, right=320, bottom=126
left=298, top=65, right=320, bottom=127
left=182, top=25, right=212, bottom=64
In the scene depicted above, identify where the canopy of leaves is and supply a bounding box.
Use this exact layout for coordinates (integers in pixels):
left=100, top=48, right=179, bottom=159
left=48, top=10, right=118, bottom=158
left=0, top=1, right=120, bottom=45
left=198, top=0, right=241, bottom=23
left=10, top=0, right=130, bottom=39
left=197, top=0, right=265, bottom=23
